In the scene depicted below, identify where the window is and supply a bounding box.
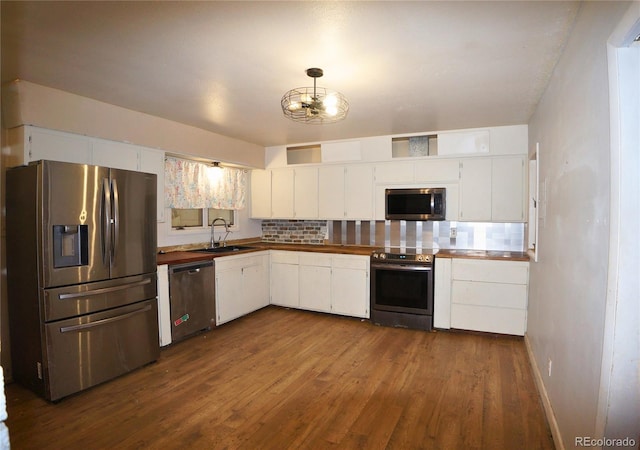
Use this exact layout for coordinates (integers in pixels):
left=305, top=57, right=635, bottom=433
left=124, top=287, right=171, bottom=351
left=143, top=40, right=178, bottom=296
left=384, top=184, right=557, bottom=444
left=172, top=208, right=235, bottom=230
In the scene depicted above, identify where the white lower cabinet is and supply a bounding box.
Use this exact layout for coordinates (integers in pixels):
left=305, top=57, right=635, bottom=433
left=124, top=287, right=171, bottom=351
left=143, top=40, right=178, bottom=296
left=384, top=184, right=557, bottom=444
left=215, top=252, right=270, bottom=325
left=298, top=253, right=332, bottom=313
left=270, top=250, right=370, bottom=319
left=433, top=257, right=452, bottom=329
left=446, top=258, right=529, bottom=335
left=270, top=251, right=300, bottom=308
left=330, top=255, right=369, bottom=318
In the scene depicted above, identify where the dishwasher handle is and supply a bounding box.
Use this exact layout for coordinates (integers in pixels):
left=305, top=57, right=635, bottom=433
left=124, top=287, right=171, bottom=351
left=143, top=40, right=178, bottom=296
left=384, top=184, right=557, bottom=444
left=169, top=261, right=214, bottom=275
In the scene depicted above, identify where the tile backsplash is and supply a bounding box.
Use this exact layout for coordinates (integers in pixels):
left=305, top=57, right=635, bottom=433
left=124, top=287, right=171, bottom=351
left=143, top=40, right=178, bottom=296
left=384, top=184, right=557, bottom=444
left=261, top=219, right=524, bottom=251
left=261, top=220, right=327, bottom=244
left=328, top=220, right=525, bottom=251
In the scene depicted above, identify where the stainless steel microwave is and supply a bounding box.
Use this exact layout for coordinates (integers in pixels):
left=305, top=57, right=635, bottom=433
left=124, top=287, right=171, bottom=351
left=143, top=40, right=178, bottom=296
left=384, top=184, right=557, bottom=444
left=385, top=188, right=446, bottom=221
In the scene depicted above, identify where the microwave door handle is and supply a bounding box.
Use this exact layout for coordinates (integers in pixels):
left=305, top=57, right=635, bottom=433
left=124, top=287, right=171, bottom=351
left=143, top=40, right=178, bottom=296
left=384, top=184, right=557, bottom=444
left=111, top=178, right=120, bottom=263
left=102, top=178, right=111, bottom=265
left=430, top=194, right=435, bottom=214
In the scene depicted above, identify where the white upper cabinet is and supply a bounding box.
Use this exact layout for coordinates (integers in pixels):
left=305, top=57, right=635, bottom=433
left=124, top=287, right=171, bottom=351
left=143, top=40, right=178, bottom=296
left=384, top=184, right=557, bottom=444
left=318, top=165, right=373, bottom=220
left=92, top=139, right=140, bottom=171
left=250, top=170, right=272, bottom=218
left=374, top=162, right=414, bottom=183
left=491, top=156, right=526, bottom=222
left=414, top=159, right=460, bottom=182
left=271, top=169, right=295, bottom=218
left=5, top=126, right=166, bottom=222
left=437, top=129, right=490, bottom=156
left=318, top=165, right=346, bottom=219
left=458, top=156, right=526, bottom=223
left=293, top=167, right=318, bottom=218
left=6, top=126, right=92, bottom=166
left=345, top=165, right=374, bottom=219
left=255, top=125, right=527, bottom=222
left=459, top=158, right=492, bottom=221
left=139, top=148, right=166, bottom=223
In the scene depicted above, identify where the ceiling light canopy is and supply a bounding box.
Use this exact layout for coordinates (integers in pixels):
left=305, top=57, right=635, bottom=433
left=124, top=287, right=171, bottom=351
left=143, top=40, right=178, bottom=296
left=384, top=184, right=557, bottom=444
left=281, top=68, right=349, bottom=124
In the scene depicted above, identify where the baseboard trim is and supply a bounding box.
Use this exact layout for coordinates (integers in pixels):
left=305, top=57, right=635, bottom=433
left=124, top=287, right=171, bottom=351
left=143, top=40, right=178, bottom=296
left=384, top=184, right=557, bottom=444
left=524, top=334, right=565, bottom=450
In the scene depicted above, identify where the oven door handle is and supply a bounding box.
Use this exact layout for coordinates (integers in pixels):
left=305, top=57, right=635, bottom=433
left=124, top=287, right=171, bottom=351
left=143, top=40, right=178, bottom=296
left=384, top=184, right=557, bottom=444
left=371, top=263, right=432, bottom=271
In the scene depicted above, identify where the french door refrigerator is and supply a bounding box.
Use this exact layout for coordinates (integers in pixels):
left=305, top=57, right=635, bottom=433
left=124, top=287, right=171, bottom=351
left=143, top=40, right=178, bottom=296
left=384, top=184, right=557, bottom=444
left=6, top=160, right=159, bottom=401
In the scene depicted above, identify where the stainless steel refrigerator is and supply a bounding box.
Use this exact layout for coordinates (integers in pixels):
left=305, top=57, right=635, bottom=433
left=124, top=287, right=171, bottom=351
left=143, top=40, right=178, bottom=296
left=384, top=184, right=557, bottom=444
left=6, top=160, right=159, bottom=401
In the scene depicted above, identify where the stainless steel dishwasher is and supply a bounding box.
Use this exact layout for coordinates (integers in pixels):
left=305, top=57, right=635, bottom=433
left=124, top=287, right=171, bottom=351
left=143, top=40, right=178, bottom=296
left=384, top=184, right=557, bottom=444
left=168, top=260, right=216, bottom=342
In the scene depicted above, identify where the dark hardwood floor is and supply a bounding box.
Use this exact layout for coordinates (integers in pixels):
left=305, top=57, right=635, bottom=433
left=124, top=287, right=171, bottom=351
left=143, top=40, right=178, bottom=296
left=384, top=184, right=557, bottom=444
left=5, top=306, right=554, bottom=449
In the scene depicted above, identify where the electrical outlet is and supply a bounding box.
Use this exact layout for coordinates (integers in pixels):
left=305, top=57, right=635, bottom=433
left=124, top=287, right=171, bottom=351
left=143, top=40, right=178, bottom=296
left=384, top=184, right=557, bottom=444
left=450, top=227, right=457, bottom=239
left=547, top=358, right=552, bottom=377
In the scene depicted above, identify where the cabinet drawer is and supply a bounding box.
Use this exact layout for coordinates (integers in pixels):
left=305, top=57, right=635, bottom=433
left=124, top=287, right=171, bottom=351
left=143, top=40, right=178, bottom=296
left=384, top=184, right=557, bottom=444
left=451, top=304, right=526, bottom=335
left=270, top=251, right=299, bottom=264
left=332, top=255, right=369, bottom=270
left=299, top=252, right=332, bottom=267
left=215, top=252, right=268, bottom=271
left=451, top=280, right=527, bottom=309
left=452, top=259, right=528, bottom=284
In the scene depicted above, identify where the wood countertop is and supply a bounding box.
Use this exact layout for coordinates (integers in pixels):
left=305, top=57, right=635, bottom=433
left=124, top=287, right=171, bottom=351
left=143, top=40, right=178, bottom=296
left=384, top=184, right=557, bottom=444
left=156, top=242, right=375, bottom=266
left=435, top=249, right=530, bottom=262
left=157, top=243, right=529, bottom=266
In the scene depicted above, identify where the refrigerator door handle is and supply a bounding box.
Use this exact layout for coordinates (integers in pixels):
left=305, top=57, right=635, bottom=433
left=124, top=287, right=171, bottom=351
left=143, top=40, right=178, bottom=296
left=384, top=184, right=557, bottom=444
left=102, top=178, right=112, bottom=265
left=111, top=178, right=120, bottom=263
left=58, top=303, right=152, bottom=333
left=57, top=278, right=152, bottom=300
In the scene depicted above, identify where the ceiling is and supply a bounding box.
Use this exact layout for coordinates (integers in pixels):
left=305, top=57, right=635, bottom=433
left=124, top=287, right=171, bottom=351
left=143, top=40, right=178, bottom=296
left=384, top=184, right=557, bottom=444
left=1, top=1, right=581, bottom=148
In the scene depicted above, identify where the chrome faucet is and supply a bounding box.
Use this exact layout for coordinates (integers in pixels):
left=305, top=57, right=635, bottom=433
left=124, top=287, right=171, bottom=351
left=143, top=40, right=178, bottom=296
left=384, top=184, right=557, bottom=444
left=210, top=217, right=229, bottom=248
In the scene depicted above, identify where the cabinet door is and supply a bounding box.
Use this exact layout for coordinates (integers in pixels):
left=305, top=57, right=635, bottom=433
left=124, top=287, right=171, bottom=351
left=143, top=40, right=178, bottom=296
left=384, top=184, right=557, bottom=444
left=250, top=170, right=272, bottom=218
left=294, top=167, right=319, bottom=218
left=414, top=159, right=460, bottom=182
left=215, top=268, right=245, bottom=325
left=270, top=263, right=299, bottom=307
left=299, top=253, right=332, bottom=313
left=459, top=158, right=492, bottom=221
left=318, top=165, right=345, bottom=219
left=92, top=139, right=139, bottom=170
left=345, top=165, right=374, bottom=219
left=492, top=157, right=525, bottom=222
left=139, top=147, right=166, bottom=222
left=374, top=162, right=414, bottom=183
left=433, top=257, right=452, bottom=329
left=331, top=256, right=369, bottom=318
left=271, top=169, right=295, bottom=218
left=29, top=127, right=92, bottom=164
left=243, top=258, right=270, bottom=313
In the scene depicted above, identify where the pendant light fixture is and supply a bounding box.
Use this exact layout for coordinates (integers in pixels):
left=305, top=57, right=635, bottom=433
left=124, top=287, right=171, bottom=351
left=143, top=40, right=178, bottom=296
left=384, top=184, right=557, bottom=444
left=281, top=68, right=349, bottom=124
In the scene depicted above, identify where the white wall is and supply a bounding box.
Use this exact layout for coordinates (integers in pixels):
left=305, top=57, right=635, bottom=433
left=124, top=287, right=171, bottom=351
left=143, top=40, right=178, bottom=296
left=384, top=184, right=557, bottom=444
left=526, top=2, right=635, bottom=449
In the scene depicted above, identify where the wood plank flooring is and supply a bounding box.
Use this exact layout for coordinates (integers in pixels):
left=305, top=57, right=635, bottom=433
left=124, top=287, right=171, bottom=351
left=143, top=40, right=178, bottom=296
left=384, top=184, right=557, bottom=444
left=5, top=306, right=554, bottom=449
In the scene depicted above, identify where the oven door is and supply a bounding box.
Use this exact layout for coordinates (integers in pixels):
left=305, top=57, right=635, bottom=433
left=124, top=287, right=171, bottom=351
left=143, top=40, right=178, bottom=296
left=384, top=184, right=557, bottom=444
left=371, top=263, right=433, bottom=315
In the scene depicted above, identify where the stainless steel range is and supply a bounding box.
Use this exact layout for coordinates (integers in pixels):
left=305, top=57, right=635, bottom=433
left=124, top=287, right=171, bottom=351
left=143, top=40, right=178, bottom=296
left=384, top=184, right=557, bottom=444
left=370, top=249, right=435, bottom=331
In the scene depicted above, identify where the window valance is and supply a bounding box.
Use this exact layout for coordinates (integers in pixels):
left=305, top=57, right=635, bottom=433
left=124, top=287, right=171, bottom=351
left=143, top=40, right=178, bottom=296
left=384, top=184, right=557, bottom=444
left=164, top=156, right=246, bottom=210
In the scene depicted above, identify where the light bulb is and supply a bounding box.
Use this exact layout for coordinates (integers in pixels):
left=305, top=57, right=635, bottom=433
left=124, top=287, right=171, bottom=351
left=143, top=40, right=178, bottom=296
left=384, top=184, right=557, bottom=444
left=323, top=94, right=338, bottom=107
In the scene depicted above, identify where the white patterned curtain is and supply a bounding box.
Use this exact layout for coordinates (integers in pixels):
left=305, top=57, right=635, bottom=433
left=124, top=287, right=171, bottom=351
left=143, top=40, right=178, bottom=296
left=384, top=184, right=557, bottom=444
left=164, top=157, right=246, bottom=210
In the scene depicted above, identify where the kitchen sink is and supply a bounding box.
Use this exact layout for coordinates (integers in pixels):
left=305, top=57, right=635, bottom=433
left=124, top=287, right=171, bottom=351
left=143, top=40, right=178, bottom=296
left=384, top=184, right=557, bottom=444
left=190, top=245, right=256, bottom=254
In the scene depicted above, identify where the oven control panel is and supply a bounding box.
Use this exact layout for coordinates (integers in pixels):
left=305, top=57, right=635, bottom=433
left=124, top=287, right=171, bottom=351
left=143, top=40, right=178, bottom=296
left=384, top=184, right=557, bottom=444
left=371, top=251, right=433, bottom=264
